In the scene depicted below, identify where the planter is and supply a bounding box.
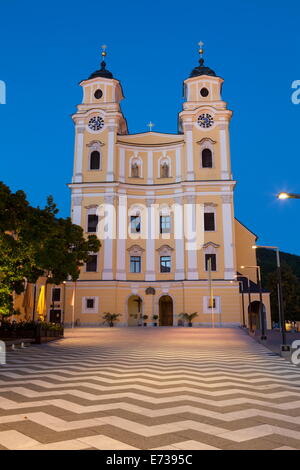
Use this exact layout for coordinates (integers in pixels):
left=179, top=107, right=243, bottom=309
left=188, top=322, right=193, bottom=327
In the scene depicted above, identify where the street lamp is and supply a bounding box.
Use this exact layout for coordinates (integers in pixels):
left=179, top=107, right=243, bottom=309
left=252, top=245, right=288, bottom=352
left=277, top=192, right=300, bottom=200
left=241, top=265, right=267, bottom=340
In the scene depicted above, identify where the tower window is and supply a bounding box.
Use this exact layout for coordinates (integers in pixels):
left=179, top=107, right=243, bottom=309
left=205, top=254, right=217, bottom=271
left=86, top=255, right=97, bottom=272
left=94, top=89, right=103, bottom=99
left=160, top=256, right=171, bottom=273
left=130, top=256, right=141, bottom=273
left=87, top=214, right=98, bottom=233
left=200, top=87, right=209, bottom=97
left=202, top=148, right=213, bottom=168
left=204, top=213, right=215, bottom=231
left=90, top=151, right=100, bottom=170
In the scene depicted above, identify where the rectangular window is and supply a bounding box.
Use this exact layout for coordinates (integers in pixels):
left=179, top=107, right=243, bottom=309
left=52, top=288, right=61, bottom=302
left=130, top=256, right=141, bottom=273
left=86, top=298, right=95, bottom=309
left=205, top=254, right=217, bottom=271
left=130, top=215, right=141, bottom=233
left=87, top=214, right=98, bottom=233
left=204, top=213, right=215, bottom=231
left=86, top=255, right=97, bottom=272
left=160, top=256, right=171, bottom=273
left=160, top=215, right=171, bottom=234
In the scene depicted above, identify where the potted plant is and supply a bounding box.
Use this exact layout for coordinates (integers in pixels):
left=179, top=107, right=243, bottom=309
left=178, top=313, right=188, bottom=326
left=152, top=314, right=158, bottom=327
left=143, top=315, right=148, bottom=327
left=179, top=312, right=198, bottom=327
left=186, top=312, right=198, bottom=327
left=102, top=312, right=121, bottom=327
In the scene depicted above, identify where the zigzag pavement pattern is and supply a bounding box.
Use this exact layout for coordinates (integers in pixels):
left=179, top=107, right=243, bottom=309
left=0, top=327, right=300, bottom=450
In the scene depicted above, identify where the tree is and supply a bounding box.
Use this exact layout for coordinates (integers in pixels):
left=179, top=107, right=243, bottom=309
left=267, top=264, right=300, bottom=322
left=0, top=182, right=101, bottom=317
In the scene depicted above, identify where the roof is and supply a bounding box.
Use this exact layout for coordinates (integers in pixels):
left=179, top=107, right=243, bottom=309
left=190, top=58, right=216, bottom=78
left=88, top=60, right=113, bottom=80
left=117, top=132, right=184, bottom=147
left=235, top=217, right=258, bottom=240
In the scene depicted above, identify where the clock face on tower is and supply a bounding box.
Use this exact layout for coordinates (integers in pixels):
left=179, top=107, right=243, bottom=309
left=88, top=116, right=104, bottom=131
left=198, top=113, right=214, bottom=129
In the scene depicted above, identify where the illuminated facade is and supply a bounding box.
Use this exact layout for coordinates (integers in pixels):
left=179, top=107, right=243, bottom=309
left=45, top=45, right=271, bottom=328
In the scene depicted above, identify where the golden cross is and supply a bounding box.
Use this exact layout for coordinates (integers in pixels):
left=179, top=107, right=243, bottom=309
left=147, top=121, right=155, bottom=131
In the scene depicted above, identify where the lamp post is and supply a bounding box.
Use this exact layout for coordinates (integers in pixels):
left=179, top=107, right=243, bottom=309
left=278, top=192, right=300, bottom=200
left=238, top=280, right=245, bottom=327
left=252, top=245, right=288, bottom=351
left=241, top=265, right=266, bottom=340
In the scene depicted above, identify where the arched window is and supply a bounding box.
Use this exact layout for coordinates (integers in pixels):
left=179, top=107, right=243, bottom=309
left=202, top=148, right=212, bottom=168
left=160, top=162, right=169, bottom=178
left=90, top=150, right=100, bottom=170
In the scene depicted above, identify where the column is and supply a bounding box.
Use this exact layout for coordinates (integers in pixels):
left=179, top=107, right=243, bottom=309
left=106, top=125, right=116, bottom=182
left=119, top=148, right=125, bottom=183
left=222, top=194, right=235, bottom=280
left=173, top=196, right=185, bottom=280
left=102, top=195, right=115, bottom=280
left=147, top=151, right=153, bottom=184
left=116, top=194, right=127, bottom=280
left=219, top=123, right=230, bottom=180
left=145, top=198, right=156, bottom=281
left=185, top=124, right=194, bottom=181
left=175, top=147, right=181, bottom=182
left=185, top=195, right=198, bottom=280
left=73, top=126, right=85, bottom=183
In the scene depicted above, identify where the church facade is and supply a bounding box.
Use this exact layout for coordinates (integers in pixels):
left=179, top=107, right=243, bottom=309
left=46, top=46, right=271, bottom=328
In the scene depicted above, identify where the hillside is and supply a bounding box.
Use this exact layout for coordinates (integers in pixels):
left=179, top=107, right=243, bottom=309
left=257, top=248, right=300, bottom=284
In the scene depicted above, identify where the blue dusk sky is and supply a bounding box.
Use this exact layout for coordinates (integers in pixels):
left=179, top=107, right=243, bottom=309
left=0, top=0, right=300, bottom=255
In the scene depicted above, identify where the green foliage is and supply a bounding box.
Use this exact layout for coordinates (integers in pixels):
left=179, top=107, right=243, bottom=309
left=102, top=312, right=121, bottom=327
left=257, top=248, right=300, bottom=322
left=0, top=182, right=101, bottom=317
left=179, top=312, right=198, bottom=322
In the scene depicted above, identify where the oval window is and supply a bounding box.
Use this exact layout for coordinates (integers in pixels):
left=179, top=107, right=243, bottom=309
left=94, top=89, right=103, bottom=99
left=200, top=87, right=209, bottom=97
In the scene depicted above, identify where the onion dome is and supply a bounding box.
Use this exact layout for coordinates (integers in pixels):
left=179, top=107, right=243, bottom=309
left=88, top=45, right=113, bottom=79
left=190, top=41, right=216, bottom=78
